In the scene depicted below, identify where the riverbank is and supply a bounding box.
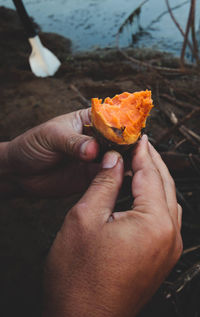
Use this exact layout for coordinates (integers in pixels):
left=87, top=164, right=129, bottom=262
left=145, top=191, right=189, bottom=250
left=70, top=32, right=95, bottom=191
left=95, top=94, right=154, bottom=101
left=1, top=6, right=200, bottom=317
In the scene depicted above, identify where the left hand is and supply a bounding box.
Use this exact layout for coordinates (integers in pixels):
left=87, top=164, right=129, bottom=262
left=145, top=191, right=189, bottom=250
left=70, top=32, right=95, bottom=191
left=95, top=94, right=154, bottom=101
left=3, top=109, right=100, bottom=198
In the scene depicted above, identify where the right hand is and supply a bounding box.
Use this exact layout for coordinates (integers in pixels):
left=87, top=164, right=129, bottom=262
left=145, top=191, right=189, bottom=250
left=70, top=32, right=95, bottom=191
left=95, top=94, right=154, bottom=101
left=43, top=135, right=183, bottom=317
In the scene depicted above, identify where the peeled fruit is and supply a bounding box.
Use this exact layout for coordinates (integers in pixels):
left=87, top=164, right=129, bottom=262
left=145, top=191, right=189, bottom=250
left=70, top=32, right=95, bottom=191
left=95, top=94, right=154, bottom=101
left=91, top=90, right=153, bottom=147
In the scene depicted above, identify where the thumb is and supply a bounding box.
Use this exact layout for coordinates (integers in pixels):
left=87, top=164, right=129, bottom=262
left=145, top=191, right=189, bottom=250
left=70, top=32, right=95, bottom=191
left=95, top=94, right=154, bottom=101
left=48, top=128, right=99, bottom=161
left=64, top=133, right=99, bottom=161
left=72, top=151, right=124, bottom=225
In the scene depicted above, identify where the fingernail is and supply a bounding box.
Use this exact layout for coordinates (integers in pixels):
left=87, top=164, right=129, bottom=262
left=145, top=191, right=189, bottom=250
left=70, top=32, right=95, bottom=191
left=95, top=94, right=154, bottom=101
left=102, top=151, right=120, bottom=169
left=141, top=134, right=148, bottom=142
left=80, top=140, right=91, bottom=156
left=141, top=134, right=149, bottom=151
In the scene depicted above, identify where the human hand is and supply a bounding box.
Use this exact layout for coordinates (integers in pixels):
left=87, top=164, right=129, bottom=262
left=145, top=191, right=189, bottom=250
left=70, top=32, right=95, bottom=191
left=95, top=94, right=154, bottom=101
left=2, top=109, right=100, bottom=198
left=43, top=135, right=182, bottom=317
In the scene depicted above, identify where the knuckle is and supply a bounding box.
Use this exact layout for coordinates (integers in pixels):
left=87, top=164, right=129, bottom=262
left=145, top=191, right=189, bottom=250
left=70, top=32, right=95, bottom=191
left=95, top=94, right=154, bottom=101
left=68, top=205, right=93, bottom=239
left=146, top=166, right=159, bottom=178
left=69, top=203, right=88, bottom=225
left=164, top=219, right=176, bottom=238
left=92, top=173, right=117, bottom=190
left=65, top=134, right=80, bottom=155
left=164, top=223, right=177, bottom=248
left=79, top=108, right=91, bottom=123
left=159, top=220, right=183, bottom=261
left=72, top=110, right=83, bottom=131
left=136, top=167, right=159, bottom=182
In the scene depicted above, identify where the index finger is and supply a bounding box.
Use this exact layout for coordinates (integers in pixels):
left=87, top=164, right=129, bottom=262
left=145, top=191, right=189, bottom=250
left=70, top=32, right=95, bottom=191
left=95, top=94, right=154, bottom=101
left=148, top=141, right=180, bottom=227
left=131, top=135, right=168, bottom=215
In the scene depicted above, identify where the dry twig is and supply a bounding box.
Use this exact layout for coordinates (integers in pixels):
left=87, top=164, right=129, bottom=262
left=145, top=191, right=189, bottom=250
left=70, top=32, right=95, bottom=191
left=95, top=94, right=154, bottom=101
left=69, top=84, right=90, bottom=108
left=160, top=93, right=198, bottom=110
left=155, top=107, right=200, bottom=145
left=165, top=0, right=194, bottom=55
left=172, top=138, right=187, bottom=150
left=119, top=49, right=185, bottom=73
left=191, top=0, right=200, bottom=64
left=165, top=262, right=200, bottom=297
left=183, top=245, right=200, bottom=255
left=179, top=125, right=200, bottom=148
left=166, top=0, right=199, bottom=67
left=176, top=187, right=195, bottom=214
left=160, top=152, right=199, bottom=176
left=180, top=0, right=196, bottom=68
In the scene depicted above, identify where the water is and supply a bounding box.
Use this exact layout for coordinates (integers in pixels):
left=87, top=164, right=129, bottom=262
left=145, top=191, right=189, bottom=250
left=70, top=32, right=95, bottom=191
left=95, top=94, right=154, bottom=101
left=1, top=0, right=200, bottom=56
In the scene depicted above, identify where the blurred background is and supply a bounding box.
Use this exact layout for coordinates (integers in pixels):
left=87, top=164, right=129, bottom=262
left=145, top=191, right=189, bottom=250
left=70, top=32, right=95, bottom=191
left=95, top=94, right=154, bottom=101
left=1, top=0, right=199, bottom=55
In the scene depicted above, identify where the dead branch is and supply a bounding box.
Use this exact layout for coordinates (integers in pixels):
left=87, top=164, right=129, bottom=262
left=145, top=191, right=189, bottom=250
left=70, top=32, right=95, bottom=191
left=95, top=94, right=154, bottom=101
left=169, top=113, right=200, bottom=147
left=116, top=0, right=149, bottom=47
left=155, top=107, right=200, bottom=145
left=165, top=262, right=200, bottom=297
left=69, top=84, right=90, bottom=108
left=191, top=0, right=200, bottom=64
left=176, top=187, right=195, bottom=214
left=172, top=138, right=187, bottom=150
left=160, top=152, right=199, bottom=177
left=160, top=93, right=198, bottom=109
left=183, top=245, right=200, bottom=255
left=165, top=0, right=194, bottom=56
left=180, top=0, right=196, bottom=68
left=182, top=126, right=200, bottom=143
left=188, top=152, right=200, bottom=176
left=149, top=0, right=189, bottom=29
left=179, top=125, right=200, bottom=148
left=118, top=49, right=185, bottom=73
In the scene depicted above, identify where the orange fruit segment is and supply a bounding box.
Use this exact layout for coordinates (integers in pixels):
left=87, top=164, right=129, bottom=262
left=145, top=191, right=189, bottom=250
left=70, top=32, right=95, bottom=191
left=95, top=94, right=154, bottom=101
left=91, top=90, right=153, bottom=145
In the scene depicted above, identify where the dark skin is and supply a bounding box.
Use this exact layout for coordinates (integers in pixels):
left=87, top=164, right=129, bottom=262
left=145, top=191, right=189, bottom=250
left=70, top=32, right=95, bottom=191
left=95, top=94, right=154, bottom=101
left=0, top=109, right=183, bottom=317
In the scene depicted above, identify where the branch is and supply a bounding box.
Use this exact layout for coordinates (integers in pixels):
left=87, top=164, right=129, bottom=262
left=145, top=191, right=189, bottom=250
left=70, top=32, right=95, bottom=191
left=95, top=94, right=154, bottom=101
left=180, top=0, right=195, bottom=67
left=118, top=49, right=184, bottom=73
left=190, top=0, right=200, bottom=65
left=165, top=0, right=194, bottom=56
left=69, top=84, right=90, bottom=108
left=155, top=107, right=200, bottom=145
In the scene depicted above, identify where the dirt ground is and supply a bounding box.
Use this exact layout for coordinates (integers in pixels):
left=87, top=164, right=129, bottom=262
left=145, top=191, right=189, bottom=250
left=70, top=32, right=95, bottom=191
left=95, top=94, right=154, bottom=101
left=0, top=6, right=200, bottom=317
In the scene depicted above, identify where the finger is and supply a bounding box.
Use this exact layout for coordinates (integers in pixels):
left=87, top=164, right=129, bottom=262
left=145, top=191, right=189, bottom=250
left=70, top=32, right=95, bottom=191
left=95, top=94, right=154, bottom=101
left=52, top=108, right=92, bottom=133
left=177, top=204, right=182, bottom=230
left=63, top=133, right=99, bottom=161
left=77, top=108, right=92, bottom=127
left=72, top=151, right=124, bottom=225
left=69, top=108, right=98, bottom=160
left=131, top=135, right=168, bottom=215
left=148, top=142, right=178, bottom=226
left=51, top=131, right=99, bottom=161
left=45, top=112, right=99, bottom=161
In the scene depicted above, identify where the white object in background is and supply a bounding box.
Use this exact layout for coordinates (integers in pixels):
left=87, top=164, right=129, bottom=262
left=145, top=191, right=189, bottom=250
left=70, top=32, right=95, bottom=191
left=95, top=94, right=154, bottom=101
left=28, top=35, right=61, bottom=78
left=13, top=0, right=61, bottom=78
